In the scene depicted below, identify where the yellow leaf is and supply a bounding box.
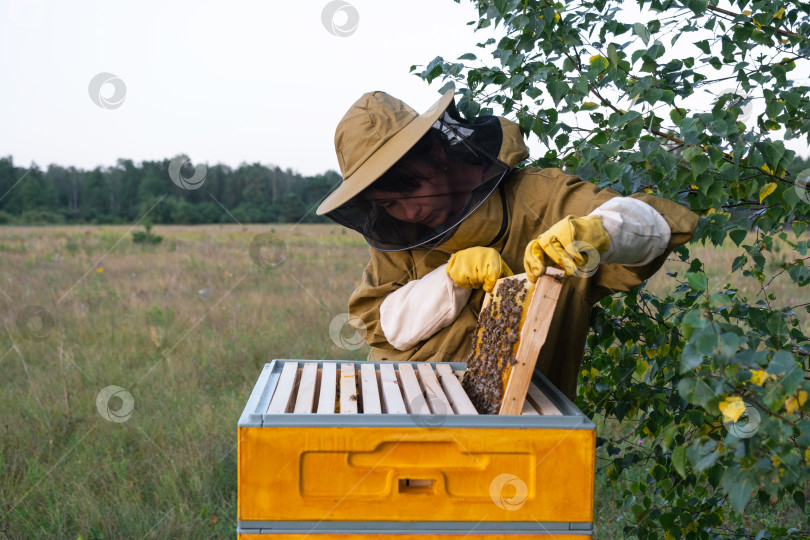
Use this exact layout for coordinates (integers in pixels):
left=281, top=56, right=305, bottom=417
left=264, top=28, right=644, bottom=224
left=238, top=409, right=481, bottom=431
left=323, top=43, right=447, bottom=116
left=785, top=392, right=806, bottom=414
left=775, top=7, right=784, bottom=19
left=719, top=396, right=746, bottom=423
left=786, top=396, right=799, bottom=414
left=759, top=182, right=777, bottom=203
left=749, top=369, right=770, bottom=386
left=589, top=55, right=609, bottom=75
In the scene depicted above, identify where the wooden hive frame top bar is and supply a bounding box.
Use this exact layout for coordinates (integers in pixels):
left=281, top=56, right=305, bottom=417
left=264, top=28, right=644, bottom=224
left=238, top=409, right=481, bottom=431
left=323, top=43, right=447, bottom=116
left=263, top=360, right=562, bottom=416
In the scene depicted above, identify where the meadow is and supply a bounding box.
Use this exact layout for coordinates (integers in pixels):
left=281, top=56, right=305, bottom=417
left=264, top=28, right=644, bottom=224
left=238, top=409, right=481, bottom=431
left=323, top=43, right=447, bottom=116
left=0, top=223, right=805, bottom=538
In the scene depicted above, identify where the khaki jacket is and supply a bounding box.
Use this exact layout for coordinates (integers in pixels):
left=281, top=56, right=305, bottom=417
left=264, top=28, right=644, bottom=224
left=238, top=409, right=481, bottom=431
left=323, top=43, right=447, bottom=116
left=348, top=119, right=698, bottom=398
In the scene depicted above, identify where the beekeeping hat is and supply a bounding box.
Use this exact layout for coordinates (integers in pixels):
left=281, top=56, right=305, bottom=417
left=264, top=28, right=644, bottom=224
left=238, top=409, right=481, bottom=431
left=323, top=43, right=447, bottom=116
left=317, top=89, right=510, bottom=251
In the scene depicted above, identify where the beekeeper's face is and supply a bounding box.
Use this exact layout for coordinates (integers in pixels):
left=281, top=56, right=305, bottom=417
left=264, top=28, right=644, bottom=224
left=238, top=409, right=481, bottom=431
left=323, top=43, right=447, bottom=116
left=366, top=161, right=464, bottom=228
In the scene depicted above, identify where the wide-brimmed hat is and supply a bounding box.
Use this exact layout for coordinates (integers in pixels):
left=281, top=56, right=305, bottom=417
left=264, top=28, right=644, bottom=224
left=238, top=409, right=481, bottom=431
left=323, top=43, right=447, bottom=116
left=316, top=89, right=455, bottom=215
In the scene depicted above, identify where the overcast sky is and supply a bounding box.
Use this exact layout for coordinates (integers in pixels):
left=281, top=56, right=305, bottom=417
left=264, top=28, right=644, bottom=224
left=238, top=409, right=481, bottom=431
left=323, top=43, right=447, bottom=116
left=1, top=0, right=500, bottom=176
left=3, top=0, right=807, bottom=179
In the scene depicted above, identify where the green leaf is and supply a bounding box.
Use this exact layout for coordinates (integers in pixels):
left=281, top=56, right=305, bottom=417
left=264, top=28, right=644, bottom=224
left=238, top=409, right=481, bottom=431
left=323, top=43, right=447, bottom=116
left=672, top=445, right=687, bottom=478
left=788, top=265, right=810, bottom=286
left=458, top=53, right=477, bottom=61
left=547, top=80, right=568, bottom=106
left=695, top=40, right=711, bottom=55
left=794, top=490, right=807, bottom=511
left=728, top=477, right=755, bottom=514
left=691, top=154, right=711, bottom=178
left=767, top=350, right=797, bottom=375
left=633, top=22, right=650, bottom=46
left=729, top=229, right=747, bottom=246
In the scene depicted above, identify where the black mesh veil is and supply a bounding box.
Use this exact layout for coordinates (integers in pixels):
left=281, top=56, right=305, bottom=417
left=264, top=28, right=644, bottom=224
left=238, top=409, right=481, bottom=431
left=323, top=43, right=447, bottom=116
left=325, top=100, right=510, bottom=251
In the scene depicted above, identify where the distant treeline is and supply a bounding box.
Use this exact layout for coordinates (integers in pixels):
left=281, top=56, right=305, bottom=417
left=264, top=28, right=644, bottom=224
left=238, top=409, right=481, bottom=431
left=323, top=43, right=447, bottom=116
left=0, top=155, right=342, bottom=225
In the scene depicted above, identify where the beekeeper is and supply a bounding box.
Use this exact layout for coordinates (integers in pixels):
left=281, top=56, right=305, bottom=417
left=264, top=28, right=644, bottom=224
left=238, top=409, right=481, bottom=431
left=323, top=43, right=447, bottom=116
left=316, top=90, right=698, bottom=398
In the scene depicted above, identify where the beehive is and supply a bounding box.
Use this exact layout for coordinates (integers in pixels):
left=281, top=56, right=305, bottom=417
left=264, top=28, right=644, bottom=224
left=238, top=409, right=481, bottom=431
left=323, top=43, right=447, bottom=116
left=237, top=359, right=595, bottom=538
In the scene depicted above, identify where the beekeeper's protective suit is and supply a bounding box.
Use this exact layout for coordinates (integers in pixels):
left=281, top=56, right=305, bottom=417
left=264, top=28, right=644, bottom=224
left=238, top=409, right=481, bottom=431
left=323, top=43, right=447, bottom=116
left=317, top=90, right=698, bottom=398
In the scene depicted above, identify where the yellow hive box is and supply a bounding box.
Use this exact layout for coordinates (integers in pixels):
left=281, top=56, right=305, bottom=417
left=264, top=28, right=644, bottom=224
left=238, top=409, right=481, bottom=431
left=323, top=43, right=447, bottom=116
left=237, top=360, right=595, bottom=538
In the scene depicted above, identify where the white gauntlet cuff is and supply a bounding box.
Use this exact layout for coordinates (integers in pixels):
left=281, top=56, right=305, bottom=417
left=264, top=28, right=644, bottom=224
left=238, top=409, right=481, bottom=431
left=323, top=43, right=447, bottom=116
left=590, top=197, right=671, bottom=266
left=379, top=264, right=472, bottom=351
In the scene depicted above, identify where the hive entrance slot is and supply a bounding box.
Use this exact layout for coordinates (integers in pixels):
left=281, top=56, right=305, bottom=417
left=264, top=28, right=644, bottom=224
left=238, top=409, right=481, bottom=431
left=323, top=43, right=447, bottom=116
left=398, top=478, right=434, bottom=494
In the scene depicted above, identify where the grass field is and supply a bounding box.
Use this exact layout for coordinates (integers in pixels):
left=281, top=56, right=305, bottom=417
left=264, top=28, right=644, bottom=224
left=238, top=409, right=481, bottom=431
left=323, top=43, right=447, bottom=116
left=0, top=223, right=806, bottom=538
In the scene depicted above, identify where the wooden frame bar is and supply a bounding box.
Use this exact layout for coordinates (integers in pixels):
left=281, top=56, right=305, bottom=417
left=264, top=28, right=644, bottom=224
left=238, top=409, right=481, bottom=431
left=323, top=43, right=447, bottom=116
left=267, top=361, right=299, bottom=414
left=316, top=362, right=337, bottom=414
left=499, top=269, right=566, bottom=415
left=340, top=363, right=358, bottom=414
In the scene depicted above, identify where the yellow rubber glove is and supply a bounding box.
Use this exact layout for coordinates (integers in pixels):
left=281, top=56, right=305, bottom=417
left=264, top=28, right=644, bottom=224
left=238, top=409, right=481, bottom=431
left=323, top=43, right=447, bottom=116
left=524, top=215, right=611, bottom=282
left=446, top=247, right=513, bottom=293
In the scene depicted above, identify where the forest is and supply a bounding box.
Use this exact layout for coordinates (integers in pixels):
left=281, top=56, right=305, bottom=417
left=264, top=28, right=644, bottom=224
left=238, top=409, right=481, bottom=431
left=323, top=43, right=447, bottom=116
left=0, top=155, right=341, bottom=225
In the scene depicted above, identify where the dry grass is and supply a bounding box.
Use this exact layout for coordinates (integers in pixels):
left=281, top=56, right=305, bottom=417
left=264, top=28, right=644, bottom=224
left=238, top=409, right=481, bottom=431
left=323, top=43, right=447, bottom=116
left=1, top=224, right=369, bottom=538
left=1, top=224, right=805, bottom=538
